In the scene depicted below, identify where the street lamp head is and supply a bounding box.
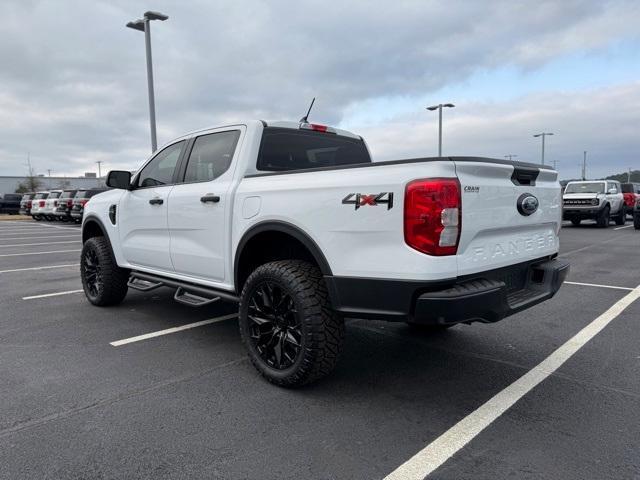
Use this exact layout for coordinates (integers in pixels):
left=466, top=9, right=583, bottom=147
left=145, top=11, right=169, bottom=21
left=126, top=19, right=145, bottom=31
left=426, top=105, right=439, bottom=111
left=443, top=103, right=455, bottom=108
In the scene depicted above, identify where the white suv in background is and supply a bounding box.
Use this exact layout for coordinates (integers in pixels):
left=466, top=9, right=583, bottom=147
left=30, top=191, right=50, bottom=221
left=563, top=180, right=626, bottom=227
left=40, top=190, right=64, bottom=221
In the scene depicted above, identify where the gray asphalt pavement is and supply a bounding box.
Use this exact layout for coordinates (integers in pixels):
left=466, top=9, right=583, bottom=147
left=0, top=219, right=638, bottom=479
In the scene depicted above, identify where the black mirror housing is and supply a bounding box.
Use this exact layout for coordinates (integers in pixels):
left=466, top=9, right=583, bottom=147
left=106, top=170, right=132, bottom=190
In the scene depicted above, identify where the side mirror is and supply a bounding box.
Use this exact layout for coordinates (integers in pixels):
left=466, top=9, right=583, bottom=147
left=106, top=170, right=132, bottom=190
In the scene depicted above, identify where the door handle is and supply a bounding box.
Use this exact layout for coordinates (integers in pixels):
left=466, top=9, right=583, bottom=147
left=149, top=198, right=164, bottom=205
left=200, top=194, right=220, bottom=203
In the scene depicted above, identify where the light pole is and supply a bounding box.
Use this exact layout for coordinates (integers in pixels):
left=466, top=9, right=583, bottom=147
left=582, top=151, right=587, bottom=180
left=426, top=103, right=455, bottom=157
left=127, top=11, right=169, bottom=153
left=533, top=132, right=554, bottom=165
left=504, top=154, right=517, bottom=161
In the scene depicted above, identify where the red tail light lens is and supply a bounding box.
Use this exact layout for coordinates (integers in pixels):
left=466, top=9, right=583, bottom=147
left=39, top=200, right=45, bottom=207
left=80, top=199, right=88, bottom=206
left=404, top=178, right=461, bottom=256
left=67, top=199, right=73, bottom=208
left=53, top=201, right=58, bottom=207
left=27, top=201, right=32, bottom=208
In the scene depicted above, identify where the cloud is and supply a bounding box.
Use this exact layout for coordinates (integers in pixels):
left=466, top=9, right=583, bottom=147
left=0, top=0, right=638, bottom=177
left=353, top=82, right=640, bottom=180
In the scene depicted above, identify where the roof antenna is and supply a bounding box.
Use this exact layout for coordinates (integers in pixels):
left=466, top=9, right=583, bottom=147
left=299, top=97, right=316, bottom=123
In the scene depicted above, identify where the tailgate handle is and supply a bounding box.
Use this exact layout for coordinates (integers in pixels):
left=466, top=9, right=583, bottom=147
left=511, top=167, right=539, bottom=186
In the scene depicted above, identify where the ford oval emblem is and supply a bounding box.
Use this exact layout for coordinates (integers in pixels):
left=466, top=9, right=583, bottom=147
left=517, top=193, right=539, bottom=216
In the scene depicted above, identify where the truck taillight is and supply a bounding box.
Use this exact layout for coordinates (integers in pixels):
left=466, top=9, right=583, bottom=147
left=53, top=201, right=58, bottom=207
left=39, top=200, right=45, bottom=207
left=27, top=201, right=32, bottom=208
left=404, top=178, right=461, bottom=256
left=80, top=199, right=88, bottom=206
left=67, top=199, right=73, bottom=208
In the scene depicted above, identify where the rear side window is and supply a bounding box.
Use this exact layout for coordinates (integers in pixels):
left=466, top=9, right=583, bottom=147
left=34, top=193, right=49, bottom=199
left=137, top=141, right=185, bottom=187
left=5, top=194, right=21, bottom=200
left=257, top=128, right=371, bottom=172
left=60, top=191, right=76, bottom=199
left=49, top=192, right=62, bottom=199
left=183, top=131, right=240, bottom=183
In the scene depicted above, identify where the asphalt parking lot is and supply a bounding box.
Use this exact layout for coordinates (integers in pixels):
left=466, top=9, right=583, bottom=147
left=0, top=219, right=638, bottom=480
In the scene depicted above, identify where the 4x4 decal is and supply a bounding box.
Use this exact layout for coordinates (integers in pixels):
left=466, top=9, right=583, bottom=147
left=342, top=192, right=394, bottom=210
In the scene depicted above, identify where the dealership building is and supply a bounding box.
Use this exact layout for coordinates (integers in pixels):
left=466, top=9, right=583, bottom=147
left=0, top=174, right=105, bottom=194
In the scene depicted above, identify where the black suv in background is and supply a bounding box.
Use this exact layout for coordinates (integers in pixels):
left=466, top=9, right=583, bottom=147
left=634, top=199, right=640, bottom=230
left=70, top=189, right=107, bottom=223
left=19, top=193, right=34, bottom=215
left=0, top=193, right=23, bottom=214
left=53, top=189, right=79, bottom=222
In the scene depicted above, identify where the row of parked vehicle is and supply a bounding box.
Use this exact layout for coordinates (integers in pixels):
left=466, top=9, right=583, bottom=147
left=17, top=188, right=107, bottom=223
left=562, top=180, right=640, bottom=229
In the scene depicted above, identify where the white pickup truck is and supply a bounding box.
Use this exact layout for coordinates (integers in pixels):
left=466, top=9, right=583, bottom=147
left=81, top=120, right=569, bottom=386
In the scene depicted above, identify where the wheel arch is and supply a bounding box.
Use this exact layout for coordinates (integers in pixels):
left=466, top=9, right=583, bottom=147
left=234, top=221, right=332, bottom=293
left=82, top=215, right=115, bottom=253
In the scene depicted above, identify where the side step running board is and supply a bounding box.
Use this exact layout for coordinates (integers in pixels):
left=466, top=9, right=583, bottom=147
left=174, top=287, right=220, bottom=307
left=128, top=271, right=239, bottom=307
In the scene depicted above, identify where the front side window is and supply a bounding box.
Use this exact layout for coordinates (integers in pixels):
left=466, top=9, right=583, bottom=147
left=607, top=183, right=619, bottom=194
left=137, top=141, right=185, bottom=188
left=183, top=131, right=240, bottom=183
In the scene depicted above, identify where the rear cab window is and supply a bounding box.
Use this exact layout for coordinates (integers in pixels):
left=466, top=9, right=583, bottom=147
left=257, top=127, right=371, bottom=172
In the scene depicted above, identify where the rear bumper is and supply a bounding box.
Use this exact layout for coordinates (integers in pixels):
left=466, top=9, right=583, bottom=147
left=325, top=257, right=569, bottom=325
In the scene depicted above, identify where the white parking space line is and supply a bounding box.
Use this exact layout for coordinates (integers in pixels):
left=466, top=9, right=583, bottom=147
left=0, top=240, right=80, bottom=248
left=110, top=313, right=239, bottom=347
left=0, top=235, right=80, bottom=241
left=384, top=285, right=640, bottom=480
left=565, top=281, right=634, bottom=291
left=0, top=249, right=80, bottom=258
left=0, top=264, right=79, bottom=274
left=614, top=225, right=633, bottom=230
left=22, top=289, right=83, bottom=300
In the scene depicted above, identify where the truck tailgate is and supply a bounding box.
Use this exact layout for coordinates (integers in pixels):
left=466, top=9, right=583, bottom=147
left=454, top=160, right=561, bottom=276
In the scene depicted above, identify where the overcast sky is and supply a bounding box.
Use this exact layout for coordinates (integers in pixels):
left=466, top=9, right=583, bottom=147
left=0, top=0, right=638, bottom=180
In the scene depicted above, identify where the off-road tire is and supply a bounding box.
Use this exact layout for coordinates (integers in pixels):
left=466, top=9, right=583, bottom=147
left=80, top=236, right=129, bottom=306
left=239, top=260, right=345, bottom=387
left=570, top=218, right=581, bottom=226
left=596, top=205, right=610, bottom=228
left=614, top=206, right=626, bottom=226
left=634, top=212, right=640, bottom=230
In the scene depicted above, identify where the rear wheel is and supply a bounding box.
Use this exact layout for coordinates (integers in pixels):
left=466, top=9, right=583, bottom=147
left=239, top=260, right=345, bottom=387
left=596, top=205, right=610, bottom=228
left=614, top=206, right=626, bottom=226
left=634, top=212, right=640, bottom=230
left=80, top=236, right=129, bottom=306
left=570, top=218, right=581, bottom=226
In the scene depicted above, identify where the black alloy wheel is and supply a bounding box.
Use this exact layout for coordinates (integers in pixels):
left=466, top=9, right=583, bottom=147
left=247, top=281, right=303, bottom=370
left=82, top=247, right=102, bottom=300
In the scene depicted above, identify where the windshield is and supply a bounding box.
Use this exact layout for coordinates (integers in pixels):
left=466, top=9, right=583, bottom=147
left=34, top=193, right=49, bottom=199
left=60, top=191, right=76, bottom=199
left=565, top=182, right=604, bottom=194
left=621, top=184, right=635, bottom=193
left=49, top=192, right=62, bottom=199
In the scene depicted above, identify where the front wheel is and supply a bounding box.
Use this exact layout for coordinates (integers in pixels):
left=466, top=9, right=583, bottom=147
left=239, top=260, right=345, bottom=387
left=80, top=237, right=129, bottom=306
left=596, top=205, right=610, bottom=228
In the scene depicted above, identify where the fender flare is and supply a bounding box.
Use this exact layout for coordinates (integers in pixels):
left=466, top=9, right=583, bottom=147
left=82, top=214, right=115, bottom=254
left=234, top=220, right=333, bottom=287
